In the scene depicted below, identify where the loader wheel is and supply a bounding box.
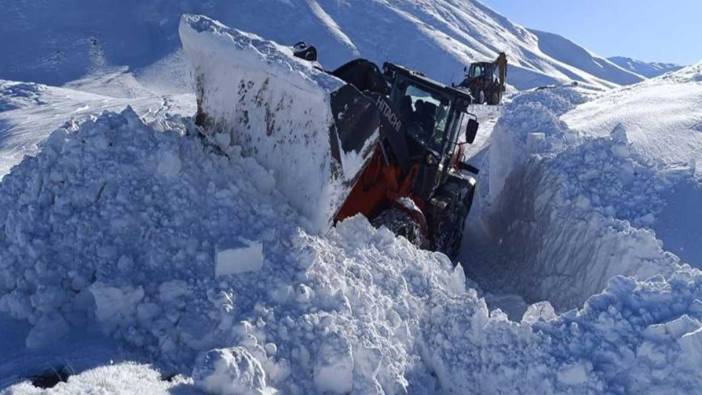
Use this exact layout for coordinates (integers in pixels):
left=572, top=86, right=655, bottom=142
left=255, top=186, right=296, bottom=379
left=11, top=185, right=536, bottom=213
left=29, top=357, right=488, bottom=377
left=429, top=183, right=475, bottom=259
left=489, top=91, right=501, bottom=105
left=372, top=208, right=430, bottom=249
left=478, top=90, right=486, bottom=105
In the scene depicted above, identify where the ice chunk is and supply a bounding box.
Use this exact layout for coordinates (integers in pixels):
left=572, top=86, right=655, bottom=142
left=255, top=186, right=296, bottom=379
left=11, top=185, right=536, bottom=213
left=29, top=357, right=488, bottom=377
left=215, top=241, right=265, bottom=277
left=192, top=347, right=273, bottom=395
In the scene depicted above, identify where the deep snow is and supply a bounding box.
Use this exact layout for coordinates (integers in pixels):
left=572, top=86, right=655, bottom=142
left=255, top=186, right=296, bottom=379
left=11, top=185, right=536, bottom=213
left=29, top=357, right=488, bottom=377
left=3, top=105, right=702, bottom=393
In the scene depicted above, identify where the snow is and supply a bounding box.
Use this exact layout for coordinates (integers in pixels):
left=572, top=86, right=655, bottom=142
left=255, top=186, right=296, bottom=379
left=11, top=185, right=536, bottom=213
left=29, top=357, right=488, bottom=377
left=608, top=56, right=683, bottom=79
left=5, top=363, right=192, bottom=395
left=215, top=242, right=265, bottom=277
left=2, top=0, right=649, bottom=93
left=529, top=29, right=644, bottom=86
left=1, top=63, right=701, bottom=393
left=180, top=14, right=353, bottom=234
left=1, top=3, right=702, bottom=394
left=192, top=347, right=274, bottom=395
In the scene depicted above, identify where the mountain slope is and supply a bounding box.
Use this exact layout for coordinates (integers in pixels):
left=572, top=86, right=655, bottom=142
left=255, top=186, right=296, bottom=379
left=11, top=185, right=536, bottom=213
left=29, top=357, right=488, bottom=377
left=608, top=56, right=683, bottom=78
left=529, top=30, right=644, bottom=85
left=1, top=0, right=643, bottom=91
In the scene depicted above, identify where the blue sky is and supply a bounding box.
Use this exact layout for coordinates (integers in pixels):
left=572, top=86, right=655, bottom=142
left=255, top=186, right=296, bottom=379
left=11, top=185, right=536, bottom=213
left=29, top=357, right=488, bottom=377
left=481, top=0, right=700, bottom=65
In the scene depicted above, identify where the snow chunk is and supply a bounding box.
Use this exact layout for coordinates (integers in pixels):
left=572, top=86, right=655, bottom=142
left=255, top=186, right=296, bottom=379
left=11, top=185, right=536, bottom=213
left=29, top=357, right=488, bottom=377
left=215, top=241, right=264, bottom=277
left=159, top=280, right=190, bottom=302
left=557, top=362, right=590, bottom=385
left=314, top=340, right=353, bottom=394
left=156, top=150, right=182, bottom=178
left=192, top=347, right=274, bottom=395
left=25, top=312, right=69, bottom=349
left=678, top=327, right=702, bottom=365
left=90, top=283, right=144, bottom=328
left=643, top=314, right=701, bottom=341
left=521, top=301, right=557, bottom=324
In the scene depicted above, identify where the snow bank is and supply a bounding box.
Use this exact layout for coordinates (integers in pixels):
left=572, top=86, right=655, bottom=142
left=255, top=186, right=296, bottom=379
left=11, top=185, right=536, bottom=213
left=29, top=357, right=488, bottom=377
left=2, top=103, right=702, bottom=393
left=562, top=62, right=702, bottom=266
left=179, top=15, right=369, bottom=234
left=468, top=63, right=702, bottom=312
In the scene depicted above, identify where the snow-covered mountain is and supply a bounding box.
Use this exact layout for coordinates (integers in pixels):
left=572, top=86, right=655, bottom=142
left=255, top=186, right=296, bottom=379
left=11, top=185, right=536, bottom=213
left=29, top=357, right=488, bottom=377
left=2, top=0, right=645, bottom=91
left=608, top=56, right=683, bottom=78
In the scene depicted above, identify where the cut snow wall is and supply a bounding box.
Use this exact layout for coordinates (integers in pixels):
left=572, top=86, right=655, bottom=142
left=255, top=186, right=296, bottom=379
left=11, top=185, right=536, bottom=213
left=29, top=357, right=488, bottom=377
left=179, top=14, right=353, bottom=234
left=476, top=88, right=681, bottom=310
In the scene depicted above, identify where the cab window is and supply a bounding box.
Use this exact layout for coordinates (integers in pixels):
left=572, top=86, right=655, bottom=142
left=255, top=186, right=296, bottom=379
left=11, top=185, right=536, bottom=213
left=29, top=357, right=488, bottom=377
left=395, top=83, right=451, bottom=152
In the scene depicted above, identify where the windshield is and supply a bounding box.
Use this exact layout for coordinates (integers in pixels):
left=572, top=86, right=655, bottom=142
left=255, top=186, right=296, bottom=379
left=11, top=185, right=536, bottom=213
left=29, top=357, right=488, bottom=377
left=396, top=83, right=451, bottom=152
left=468, top=64, right=486, bottom=78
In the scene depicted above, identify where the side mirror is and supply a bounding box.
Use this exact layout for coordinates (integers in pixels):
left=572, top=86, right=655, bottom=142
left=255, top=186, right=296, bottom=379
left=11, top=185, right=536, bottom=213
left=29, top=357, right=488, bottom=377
left=465, top=118, right=479, bottom=144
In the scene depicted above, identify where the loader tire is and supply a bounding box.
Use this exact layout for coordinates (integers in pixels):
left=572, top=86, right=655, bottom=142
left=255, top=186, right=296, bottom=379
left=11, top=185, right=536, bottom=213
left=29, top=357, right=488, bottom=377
left=429, top=182, right=475, bottom=259
left=489, top=91, right=501, bottom=105
left=372, top=208, right=430, bottom=249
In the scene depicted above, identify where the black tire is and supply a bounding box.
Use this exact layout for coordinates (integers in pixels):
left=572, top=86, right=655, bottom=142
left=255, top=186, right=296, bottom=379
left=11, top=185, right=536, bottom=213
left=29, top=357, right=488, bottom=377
left=429, top=182, right=475, bottom=259
left=489, top=91, right=501, bottom=105
left=478, top=90, right=486, bottom=105
left=372, top=208, right=429, bottom=249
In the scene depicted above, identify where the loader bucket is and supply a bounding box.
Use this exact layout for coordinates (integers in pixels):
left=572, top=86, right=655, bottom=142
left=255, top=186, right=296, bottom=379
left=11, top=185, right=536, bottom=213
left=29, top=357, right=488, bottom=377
left=179, top=15, right=380, bottom=233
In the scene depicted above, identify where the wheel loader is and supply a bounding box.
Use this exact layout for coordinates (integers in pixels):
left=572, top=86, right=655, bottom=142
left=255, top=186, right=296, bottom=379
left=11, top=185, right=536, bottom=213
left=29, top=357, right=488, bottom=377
left=458, top=52, right=507, bottom=105
left=328, top=59, right=480, bottom=257
left=180, top=15, right=480, bottom=258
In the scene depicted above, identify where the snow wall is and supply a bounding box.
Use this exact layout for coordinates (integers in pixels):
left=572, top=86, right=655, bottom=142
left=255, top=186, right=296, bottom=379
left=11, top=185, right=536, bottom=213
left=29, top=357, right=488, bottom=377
left=475, top=85, right=699, bottom=310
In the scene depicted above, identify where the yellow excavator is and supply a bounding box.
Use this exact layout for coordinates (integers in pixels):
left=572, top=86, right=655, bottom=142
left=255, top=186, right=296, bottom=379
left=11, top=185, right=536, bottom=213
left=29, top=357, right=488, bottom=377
left=458, top=52, right=507, bottom=105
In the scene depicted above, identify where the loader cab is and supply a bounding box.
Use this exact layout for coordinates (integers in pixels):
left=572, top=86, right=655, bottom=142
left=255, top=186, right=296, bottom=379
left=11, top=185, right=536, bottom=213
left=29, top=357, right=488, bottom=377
left=382, top=63, right=475, bottom=200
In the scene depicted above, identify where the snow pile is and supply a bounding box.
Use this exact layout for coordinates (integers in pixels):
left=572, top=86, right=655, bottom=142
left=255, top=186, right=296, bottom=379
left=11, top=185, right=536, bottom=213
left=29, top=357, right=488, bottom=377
left=0, top=106, right=463, bottom=393
left=3, top=92, right=702, bottom=394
